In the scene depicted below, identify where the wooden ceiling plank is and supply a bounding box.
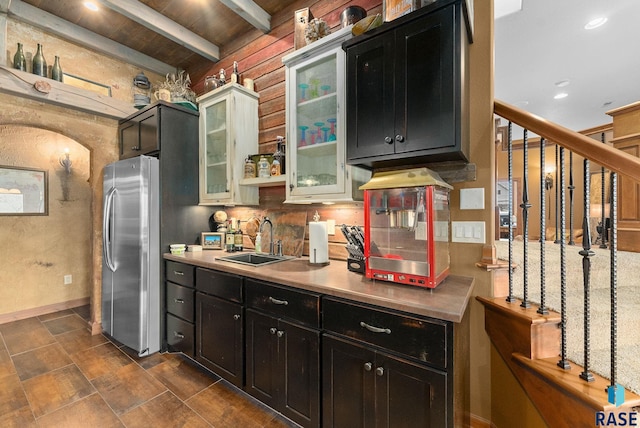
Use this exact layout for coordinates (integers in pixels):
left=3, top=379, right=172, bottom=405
left=7, top=0, right=175, bottom=75
left=219, top=0, right=271, bottom=33
left=96, top=0, right=220, bottom=61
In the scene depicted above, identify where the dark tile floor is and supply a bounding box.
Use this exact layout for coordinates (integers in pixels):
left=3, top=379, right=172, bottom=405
left=0, top=306, right=298, bottom=427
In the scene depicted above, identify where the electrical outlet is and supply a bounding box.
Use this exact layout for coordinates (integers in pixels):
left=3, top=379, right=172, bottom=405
left=64, top=275, right=72, bottom=285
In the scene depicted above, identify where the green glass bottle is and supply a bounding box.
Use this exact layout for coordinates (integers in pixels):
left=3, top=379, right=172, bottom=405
left=51, top=56, right=63, bottom=82
left=13, top=43, right=27, bottom=71
left=32, top=43, right=47, bottom=77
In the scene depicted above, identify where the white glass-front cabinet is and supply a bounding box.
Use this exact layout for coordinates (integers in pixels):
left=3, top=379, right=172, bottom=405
left=283, top=27, right=370, bottom=204
left=197, top=84, right=259, bottom=206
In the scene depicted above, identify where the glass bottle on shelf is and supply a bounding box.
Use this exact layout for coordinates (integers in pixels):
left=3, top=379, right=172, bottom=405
left=270, top=157, right=281, bottom=176
left=218, top=68, right=226, bottom=86
left=226, top=220, right=235, bottom=252
left=257, top=155, right=271, bottom=178
left=51, top=56, right=63, bottom=82
left=32, top=43, right=47, bottom=77
left=273, top=136, right=286, bottom=174
left=244, top=155, right=256, bottom=178
left=231, top=61, right=242, bottom=84
left=13, top=43, right=26, bottom=71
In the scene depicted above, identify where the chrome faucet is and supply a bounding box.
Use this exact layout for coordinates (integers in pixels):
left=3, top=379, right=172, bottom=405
left=259, top=217, right=274, bottom=255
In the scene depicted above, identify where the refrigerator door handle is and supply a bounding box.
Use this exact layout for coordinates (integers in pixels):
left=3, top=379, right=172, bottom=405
left=103, top=187, right=117, bottom=272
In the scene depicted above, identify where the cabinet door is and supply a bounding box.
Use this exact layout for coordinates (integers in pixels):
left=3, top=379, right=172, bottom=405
left=345, top=32, right=395, bottom=162
left=279, top=318, right=320, bottom=428
left=138, top=109, right=159, bottom=154
left=245, top=309, right=279, bottom=408
left=394, top=5, right=455, bottom=155
left=195, top=292, right=243, bottom=387
left=200, top=95, right=231, bottom=200
left=375, top=352, right=448, bottom=428
left=119, top=120, right=139, bottom=159
left=322, top=334, right=375, bottom=428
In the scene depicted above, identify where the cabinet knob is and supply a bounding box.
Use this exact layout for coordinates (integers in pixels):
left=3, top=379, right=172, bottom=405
left=384, top=136, right=393, bottom=144
left=277, top=330, right=284, bottom=338
left=395, top=135, right=405, bottom=143
left=270, top=327, right=277, bottom=335
left=364, top=362, right=373, bottom=372
left=375, top=367, right=384, bottom=376
left=233, top=314, right=240, bottom=320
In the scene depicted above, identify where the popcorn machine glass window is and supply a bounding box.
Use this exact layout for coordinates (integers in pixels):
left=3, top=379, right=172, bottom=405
left=361, top=168, right=452, bottom=288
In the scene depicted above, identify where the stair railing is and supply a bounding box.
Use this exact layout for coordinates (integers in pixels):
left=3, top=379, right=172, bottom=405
left=494, top=99, right=639, bottom=404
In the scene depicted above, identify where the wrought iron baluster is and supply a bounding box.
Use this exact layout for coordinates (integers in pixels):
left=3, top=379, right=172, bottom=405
left=520, top=129, right=531, bottom=309
left=568, top=151, right=575, bottom=245
left=506, top=121, right=516, bottom=303
left=608, top=171, right=623, bottom=403
left=538, top=138, right=549, bottom=315
left=577, top=157, right=594, bottom=379
left=600, top=132, right=607, bottom=248
left=554, top=144, right=560, bottom=244
left=557, top=148, right=571, bottom=370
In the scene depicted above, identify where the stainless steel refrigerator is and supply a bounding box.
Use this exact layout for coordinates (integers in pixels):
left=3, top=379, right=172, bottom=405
left=102, top=155, right=160, bottom=356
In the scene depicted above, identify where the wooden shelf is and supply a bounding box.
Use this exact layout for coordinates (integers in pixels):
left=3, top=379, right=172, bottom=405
left=239, top=176, right=286, bottom=187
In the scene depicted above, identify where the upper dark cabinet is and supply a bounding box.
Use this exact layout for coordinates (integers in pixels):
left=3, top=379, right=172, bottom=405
left=344, top=0, right=472, bottom=169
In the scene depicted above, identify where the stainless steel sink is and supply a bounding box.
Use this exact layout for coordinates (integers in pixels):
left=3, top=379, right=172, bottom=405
left=216, top=253, right=294, bottom=267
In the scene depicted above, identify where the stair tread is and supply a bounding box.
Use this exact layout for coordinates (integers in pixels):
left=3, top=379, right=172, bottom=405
left=513, top=353, right=640, bottom=410
left=477, top=296, right=562, bottom=324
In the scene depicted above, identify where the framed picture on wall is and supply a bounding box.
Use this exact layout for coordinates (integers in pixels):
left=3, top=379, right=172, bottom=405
left=0, top=166, right=48, bottom=216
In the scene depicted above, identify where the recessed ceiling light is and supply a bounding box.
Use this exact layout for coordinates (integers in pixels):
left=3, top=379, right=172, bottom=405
left=585, top=17, right=607, bottom=30
left=555, top=79, right=570, bottom=88
left=83, top=1, right=99, bottom=11
left=554, top=93, right=568, bottom=100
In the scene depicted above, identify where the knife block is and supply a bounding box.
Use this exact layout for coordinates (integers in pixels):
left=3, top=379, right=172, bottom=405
left=347, top=257, right=365, bottom=274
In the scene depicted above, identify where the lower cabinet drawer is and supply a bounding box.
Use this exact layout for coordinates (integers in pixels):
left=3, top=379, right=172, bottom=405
left=166, top=281, right=194, bottom=322
left=166, top=313, right=194, bottom=357
left=196, top=268, right=243, bottom=303
left=245, top=279, right=320, bottom=328
left=322, top=297, right=449, bottom=369
left=166, top=261, right=195, bottom=287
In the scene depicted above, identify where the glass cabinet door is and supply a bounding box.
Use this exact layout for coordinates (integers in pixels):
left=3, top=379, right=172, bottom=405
left=202, top=96, right=229, bottom=198
left=289, top=49, right=345, bottom=197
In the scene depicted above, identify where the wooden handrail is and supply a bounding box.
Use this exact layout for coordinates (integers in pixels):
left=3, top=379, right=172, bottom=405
left=495, top=99, right=640, bottom=184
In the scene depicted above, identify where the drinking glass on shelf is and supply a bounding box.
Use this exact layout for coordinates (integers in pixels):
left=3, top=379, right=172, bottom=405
left=314, top=122, right=324, bottom=143
left=321, top=84, right=331, bottom=95
left=309, top=78, right=320, bottom=98
left=327, top=118, right=337, bottom=141
left=299, top=125, right=308, bottom=146
left=299, top=83, right=309, bottom=102
left=309, top=130, right=318, bottom=145
left=321, top=127, right=330, bottom=143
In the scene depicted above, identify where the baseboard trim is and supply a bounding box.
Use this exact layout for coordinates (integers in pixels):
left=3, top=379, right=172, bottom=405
left=0, top=297, right=90, bottom=325
left=470, top=413, right=495, bottom=428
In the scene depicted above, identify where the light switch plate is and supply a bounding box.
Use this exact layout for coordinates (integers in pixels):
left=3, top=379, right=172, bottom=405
left=451, top=221, right=485, bottom=243
left=460, top=188, right=485, bottom=210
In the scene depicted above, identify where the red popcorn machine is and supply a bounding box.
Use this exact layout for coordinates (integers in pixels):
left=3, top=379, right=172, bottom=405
left=360, top=167, right=452, bottom=288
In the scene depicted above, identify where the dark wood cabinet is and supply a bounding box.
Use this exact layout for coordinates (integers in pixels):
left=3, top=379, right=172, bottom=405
left=119, top=106, right=159, bottom=159
left=245, top=280, right=321, bottom=428
left=165, top=261, right=195, bottom=357
left=344, top=0, right=471, bottom=169
left=322, top=296, right=455, bottom=427
left=195, top=268, right=244, bottom=388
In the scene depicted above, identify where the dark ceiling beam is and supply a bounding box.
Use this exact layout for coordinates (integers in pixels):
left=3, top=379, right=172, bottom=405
left=4, top=0, right=175, bottom=75
left=219, top=0, right=271, bottom=33
left=95, top=0, right=220, bottom=61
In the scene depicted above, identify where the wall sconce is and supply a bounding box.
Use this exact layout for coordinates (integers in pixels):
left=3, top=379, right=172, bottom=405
left=59, top=148, right=72, bottom=174
left=545, top=173, right=554, bottom=191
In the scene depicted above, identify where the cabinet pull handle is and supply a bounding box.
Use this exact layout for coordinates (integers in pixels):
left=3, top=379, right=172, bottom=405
left=384, top=136, right=393, bottom=144
left=360, top=321, right=391, bottom=334
left=395, top=134, right=405, bottom=143
left=233, top=314, right=240, bottom=320
left=269, top=296, right=288, bottom=306
left=174, top=298, right=184, bottom=304
left=173, top=271, right=184, bottom=276
left=277, top=330, right=284, bottom=338
left=270, top=327, right=277, bottom=335
left=375, top=367, right=385, bottom=376
left=364, top=362, right=373, bottom=372
left=173, top=331, right=184, bottom=339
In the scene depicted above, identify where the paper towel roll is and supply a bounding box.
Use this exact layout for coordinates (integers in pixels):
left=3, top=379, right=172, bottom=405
left=309, top=221, right=329, bottom=264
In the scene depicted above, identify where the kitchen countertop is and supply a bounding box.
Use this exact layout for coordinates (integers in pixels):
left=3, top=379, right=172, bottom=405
left=164, top=252, right=474, bottom=323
